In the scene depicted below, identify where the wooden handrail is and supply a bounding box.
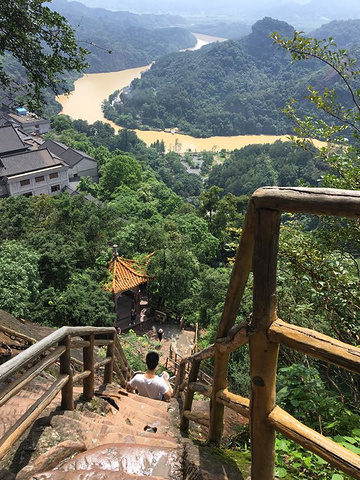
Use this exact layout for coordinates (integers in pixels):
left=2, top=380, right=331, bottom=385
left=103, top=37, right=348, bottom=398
left=0, top=325, right=132, bottom=462
left=251, top=186, right=360, bottom=218
left=0, top=374, right=69, bottom=460
left=178, top=187, right=360, bottom=480
left=216, top=389, right=250, bottom=418
left=268, top=406, right=360, bottom=478
left=268, top=319, right=360, bottom=374
left=0, top=325, right=37, bottom=345
left=0, top=326, right=115, bottom=383
left=0, top=346, right=66, bottom=407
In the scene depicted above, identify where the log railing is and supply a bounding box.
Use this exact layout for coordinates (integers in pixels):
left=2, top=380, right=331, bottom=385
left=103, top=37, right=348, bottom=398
left=0, top=325, right=132, bottom=461
left=174, top=187, right=360, bottom=480
left=166, top=345, right=213, bottom=387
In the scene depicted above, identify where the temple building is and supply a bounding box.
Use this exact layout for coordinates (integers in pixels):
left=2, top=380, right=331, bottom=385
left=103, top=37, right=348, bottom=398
left=108, top=245, right=152, bottom=330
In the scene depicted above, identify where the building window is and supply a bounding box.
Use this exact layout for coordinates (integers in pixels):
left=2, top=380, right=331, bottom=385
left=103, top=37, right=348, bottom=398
left=35, top=175, right=44, bottom=183
left=51, top=184, right=60, bottom=192
left=20, top=179, right=30, bottom=187
left=23, top=192, right=33, bottom=197
left=49, top=172, right=59, bottom=179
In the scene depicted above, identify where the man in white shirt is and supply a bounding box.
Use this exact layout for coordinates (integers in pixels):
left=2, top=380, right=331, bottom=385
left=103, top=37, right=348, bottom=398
left=128, top=351, right=172, bottom=401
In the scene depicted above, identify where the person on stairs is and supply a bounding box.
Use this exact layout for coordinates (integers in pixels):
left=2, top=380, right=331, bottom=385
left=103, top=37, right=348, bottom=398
left=127, top=351, right=172, bottom=401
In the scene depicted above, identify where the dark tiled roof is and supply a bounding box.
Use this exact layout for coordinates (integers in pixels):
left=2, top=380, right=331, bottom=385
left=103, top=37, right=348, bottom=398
left=62, top=185, right=101, bottom=205
left=41, top=139, right=95, bottom=167
left=41, top=138, right=67, bottom=157
left=0, top=117, right=10, bottom=127
left=60, top=147, right=95, bottom=167
left=0, top=125, right=27, bottom=155
left=0, top=148, right=65, bottom=177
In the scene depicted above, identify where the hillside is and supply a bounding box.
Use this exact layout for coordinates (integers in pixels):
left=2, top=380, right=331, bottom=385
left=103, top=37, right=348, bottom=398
left=102, top=17, right=315, bottom=136
left=207, top=141, right=327, bottom=196
left=50, top=0, right=196, bottom=73
left=103, top=16, right=360, bottom=137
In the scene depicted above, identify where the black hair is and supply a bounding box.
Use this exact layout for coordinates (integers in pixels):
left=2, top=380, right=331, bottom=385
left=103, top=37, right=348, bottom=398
left=146, top=351, right=159, bottom=370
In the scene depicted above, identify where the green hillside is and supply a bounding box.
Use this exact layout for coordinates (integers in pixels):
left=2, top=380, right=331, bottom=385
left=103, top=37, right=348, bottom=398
left=51, top=0, right=196, bottom=73
left=103, top=17, right=360, bottom=137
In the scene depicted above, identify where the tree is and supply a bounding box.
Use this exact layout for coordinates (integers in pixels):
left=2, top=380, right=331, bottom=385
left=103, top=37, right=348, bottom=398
left=148, top=248, right=200, bottom=310
left=199, top=186, right=223, bottom=223
left=271, top=31, right=360, bottom=257
left=0, top=0, right=88, bottom=111
left=35, top=271, right=115, bottom=327
left=99, top=153, right=142, bottom=197
left=271, top=30, right=360, bottom=190
left=0, top=240, right=40, bottom=318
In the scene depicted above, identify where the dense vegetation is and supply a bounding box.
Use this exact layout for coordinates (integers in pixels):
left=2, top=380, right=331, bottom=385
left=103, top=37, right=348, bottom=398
left=1, top=11, right=360, bottom=477
left=103, top=17, right=360, bottom=137
left=190, top=21, right=251, bottom=39
left=0, top=0, right=88, bottom=112
left=207, top=141, right=327, bottom=195
left=51, top=0, right=196, bottom=73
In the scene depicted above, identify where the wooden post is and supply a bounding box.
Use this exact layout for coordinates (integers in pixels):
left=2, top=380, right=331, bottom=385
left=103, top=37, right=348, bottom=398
left=114, top=335, right=133, bottom=381
left=180, top=359, right=200, bottom=431
left=173, top=362, right=186, bottom=398
left=208, top=349, right=229, bottom=445
left=60, top=335, right=74, bottom=411
left=83, top=334, right=95, bottom=400
left=104, top=333, right=115, bottom=385
left=208, top=204, right=255, bottom=446
left=249, top=208, right=281, bottom=480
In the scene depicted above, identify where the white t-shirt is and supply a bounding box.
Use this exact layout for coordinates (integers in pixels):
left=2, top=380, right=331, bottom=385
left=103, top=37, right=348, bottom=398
left=129, top=373, right=169, bottom=400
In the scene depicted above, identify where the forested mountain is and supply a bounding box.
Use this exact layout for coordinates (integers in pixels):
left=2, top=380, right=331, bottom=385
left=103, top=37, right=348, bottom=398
left=103, top=16, right=360, bottom=137
left=50, top=0, right=196, bottom=73
left=102, top=17, right=314, bottom=136
left=190, top=22, right=251, bottom=39
left=310, top=19, right=360, bottom=48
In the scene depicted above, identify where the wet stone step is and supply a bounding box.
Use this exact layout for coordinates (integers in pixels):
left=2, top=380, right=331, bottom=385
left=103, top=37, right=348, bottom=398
left=33, top=443, right=183, bottom=480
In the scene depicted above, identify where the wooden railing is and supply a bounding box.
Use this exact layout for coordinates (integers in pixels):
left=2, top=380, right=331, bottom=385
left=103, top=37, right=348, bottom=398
left=174, top=187, right=360, bottom=480
left=0, top=325, right=132, bottom=461
left=166, top=344, right=213, bottom=386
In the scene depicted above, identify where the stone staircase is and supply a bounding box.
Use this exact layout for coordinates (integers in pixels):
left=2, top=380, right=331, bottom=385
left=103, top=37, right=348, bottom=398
left=7, top=384, right=183, bottom=480
left=0, top=381, right=246, bottom=480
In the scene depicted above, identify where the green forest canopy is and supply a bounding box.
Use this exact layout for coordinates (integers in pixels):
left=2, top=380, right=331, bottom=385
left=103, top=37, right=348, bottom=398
left=103, top=17, right=360, bottom=137
left=1, top=14, right=360, bottom=476
left=1, top=114, right=359, bottom=477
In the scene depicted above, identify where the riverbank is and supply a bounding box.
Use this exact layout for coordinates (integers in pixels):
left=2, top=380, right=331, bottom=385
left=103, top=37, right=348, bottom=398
left=56, top=33, right=315, bottom=153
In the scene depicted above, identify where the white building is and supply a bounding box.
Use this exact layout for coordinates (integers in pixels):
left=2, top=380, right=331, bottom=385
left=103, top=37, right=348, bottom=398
left=0, top=148, right=69, bottom=198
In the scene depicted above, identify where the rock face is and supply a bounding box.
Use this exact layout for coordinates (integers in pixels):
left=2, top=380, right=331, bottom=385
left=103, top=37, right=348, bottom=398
left=33, top=443, right=183, bottom=480
left=16, top=441, right=86, bottom=480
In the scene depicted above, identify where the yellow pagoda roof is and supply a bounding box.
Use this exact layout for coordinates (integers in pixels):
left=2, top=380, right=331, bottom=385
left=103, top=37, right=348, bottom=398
left=108, top=254, right=152, bottom=294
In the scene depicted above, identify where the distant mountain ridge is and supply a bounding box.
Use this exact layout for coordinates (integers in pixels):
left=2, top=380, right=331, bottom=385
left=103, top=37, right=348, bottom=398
left=76, top=0, right=360, bottom=29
